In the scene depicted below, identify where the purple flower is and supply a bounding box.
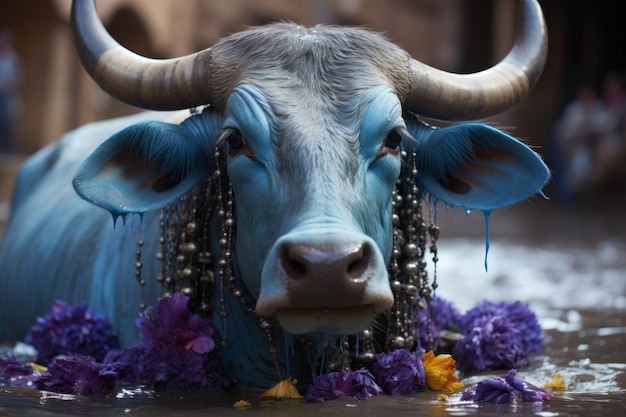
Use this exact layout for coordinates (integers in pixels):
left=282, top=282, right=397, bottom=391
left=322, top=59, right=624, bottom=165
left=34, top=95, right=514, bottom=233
left=103, top=345, right=153, bottom=384
left=461, top=375, right=518, bottom=404
left=34, top=354, right=119, bottom=395
left=106, top=293, right=228, bottom=392
left=137, top=292, right=215, bottom=354
left=415, top=296, right=463, bottom=351
left=372, top=349, right=426, bottom=395
left=504, top=369, right=552, bottom=402
left=0, top=357, right=38, bottom=387
left=453, top=316, right=525, bottom=372
left=461, top=300, right=542, bottom=354
left=305, top=368, right=382, bottom=402
left=453, top=300, right=543, bottom=372
left=501, top=301, right=544, bottom=355
left=25, top=301, right=119, bottom=364
left=461, top=369, right=551, bottom=404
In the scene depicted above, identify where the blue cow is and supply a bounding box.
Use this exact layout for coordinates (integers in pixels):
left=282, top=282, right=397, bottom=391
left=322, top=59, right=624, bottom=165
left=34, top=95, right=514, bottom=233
left=0, top=0, right=548, bottom=388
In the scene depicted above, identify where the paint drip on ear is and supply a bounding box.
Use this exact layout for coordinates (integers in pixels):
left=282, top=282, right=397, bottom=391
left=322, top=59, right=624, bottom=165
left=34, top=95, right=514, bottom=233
left=402, top=116, right=550, bottom=271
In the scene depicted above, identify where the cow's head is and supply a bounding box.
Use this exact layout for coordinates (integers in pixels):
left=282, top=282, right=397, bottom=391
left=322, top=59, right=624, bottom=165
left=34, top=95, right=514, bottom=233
left=71, top=0, right=548, bottom=337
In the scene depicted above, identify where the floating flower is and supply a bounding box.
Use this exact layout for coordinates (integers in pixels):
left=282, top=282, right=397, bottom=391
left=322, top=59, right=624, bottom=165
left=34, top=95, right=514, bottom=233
left=372, top=349, right=426, bottom=395
left=0, top=357, right=40, bottom=387
left=415, top=296, right=463, bottom=351
left=460, top=301, right=542, bottom=356
left=34, top=354, right=119, bottom=395
left=453, top=300, right=542, bottom=373
left=452, top=316, right=525, bottom=372
left=105, top=292, right=228, bottom=392
left=305, top=368, right=382, bottom=402
left=422, top=350, right=464, bottom=393
left=25, top=301, right=119, bottom=364
left=103, top=345, right=152, bottom=384
left=233, top=399, right=252, bottom=409
left=260, top=377, right=303, bottom=399
left=544, top=373, right=566, bottom=390
left=460, top=369, right=551, bottom=404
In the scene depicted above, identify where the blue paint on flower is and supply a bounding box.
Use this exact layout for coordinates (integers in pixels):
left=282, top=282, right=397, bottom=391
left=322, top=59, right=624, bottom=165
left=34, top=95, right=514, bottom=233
left=305, top=368, right=382, bottom=402
left=460, top=369, right=551, bottom=404
left=34, top=354, right=119, bottom=395
left=24, top=301, right=119, bottom=364
left=372, top=349, right=427, bottom=395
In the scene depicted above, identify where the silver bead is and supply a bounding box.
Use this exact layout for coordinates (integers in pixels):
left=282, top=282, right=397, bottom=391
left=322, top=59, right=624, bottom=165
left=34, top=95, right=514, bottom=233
left=402, top=261, right=418, bottom=275
left=186, top=222, right=198, bottom=235
left=359, top=329, right=373, bottom=340
left=181, top=287, right=196, bottom=297
left=182, top=266, right=196, bottom=278
left=403, top=243, right=418, bottom=257
left=391, top=336, right=405, bottom=348
left=183, top=242, right=198, bottom=254
left=405, top=284, right=418, bottom=295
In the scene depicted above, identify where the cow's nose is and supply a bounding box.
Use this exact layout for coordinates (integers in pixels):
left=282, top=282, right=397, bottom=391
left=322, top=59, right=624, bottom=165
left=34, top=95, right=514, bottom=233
left=279, top=241, right=373, bottom=308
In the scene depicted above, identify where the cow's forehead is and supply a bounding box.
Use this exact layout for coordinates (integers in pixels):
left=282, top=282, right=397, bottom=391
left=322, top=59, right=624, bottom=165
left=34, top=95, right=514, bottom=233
left=210, top=22, right=412, bottom=111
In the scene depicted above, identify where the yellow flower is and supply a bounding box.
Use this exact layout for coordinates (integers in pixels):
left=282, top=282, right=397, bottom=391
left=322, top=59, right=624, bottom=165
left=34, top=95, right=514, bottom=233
left=544, top=373, right=566, bottom=390
left=422, top=350, right=464, bottom=393
left=260, top=377, right=303, bottom=399
left=29, top=362, right=47, bottom=372
left=233, top=400, right=252, bottom=409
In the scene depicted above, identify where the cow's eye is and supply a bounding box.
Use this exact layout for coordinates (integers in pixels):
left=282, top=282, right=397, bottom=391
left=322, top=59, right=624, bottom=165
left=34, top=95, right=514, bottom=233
left=223, top=128, right=257, bottom=161
left=385, top=129, right=402, bottom=150
left=225, top=129, right=246, bottom=150
left=376, top=129, right=403, bottom=159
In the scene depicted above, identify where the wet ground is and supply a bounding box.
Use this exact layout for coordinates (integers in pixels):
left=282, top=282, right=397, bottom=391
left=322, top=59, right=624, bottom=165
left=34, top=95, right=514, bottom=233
left=1, top=187, right=625, bottom=416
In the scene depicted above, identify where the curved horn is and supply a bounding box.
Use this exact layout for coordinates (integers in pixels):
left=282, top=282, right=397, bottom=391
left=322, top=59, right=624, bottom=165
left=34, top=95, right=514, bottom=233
left=71, top=0, right=215, bottom=110
left=403, top=0, right=548, bottom=121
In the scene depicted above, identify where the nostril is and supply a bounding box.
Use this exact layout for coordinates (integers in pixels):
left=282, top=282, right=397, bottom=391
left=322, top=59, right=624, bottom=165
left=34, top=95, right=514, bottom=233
left=346, top=243, right=371, bottom=281
left=281, top=245, right=307, bottom=280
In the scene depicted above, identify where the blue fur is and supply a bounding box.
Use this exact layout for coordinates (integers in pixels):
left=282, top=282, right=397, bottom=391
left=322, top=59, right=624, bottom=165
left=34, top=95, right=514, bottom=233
left=0, top=95, right=549, bottom=390
left=404, top=115, right=550, bottom=211
left=73, top=112, right=223, bottom=218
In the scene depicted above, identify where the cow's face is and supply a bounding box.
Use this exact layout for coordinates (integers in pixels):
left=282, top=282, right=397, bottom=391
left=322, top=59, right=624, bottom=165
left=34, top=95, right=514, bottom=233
left=71, top=1, right=550, bottom=339
left=223, top=84, right=403, bottom=334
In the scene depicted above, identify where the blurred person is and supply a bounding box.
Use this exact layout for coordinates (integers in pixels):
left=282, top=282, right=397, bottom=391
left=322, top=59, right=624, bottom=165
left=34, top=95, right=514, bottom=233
left=552, top=85, right=611, bottom=200
left=0, top=28, right=22, bottom=153
left=593, top=71, right=626, bottom=183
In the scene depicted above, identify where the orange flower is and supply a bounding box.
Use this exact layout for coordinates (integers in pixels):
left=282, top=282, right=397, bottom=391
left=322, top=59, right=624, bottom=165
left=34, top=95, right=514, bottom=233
left=260, top=377, right=303, bottom=399
left=422, top=350, right=464, bottom=393
left=233, top=400, right=252, bottom=409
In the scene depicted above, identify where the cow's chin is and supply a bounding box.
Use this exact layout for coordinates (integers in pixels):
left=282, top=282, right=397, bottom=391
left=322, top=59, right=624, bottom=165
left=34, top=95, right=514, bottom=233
left=276, top=305, right=376, bottom=335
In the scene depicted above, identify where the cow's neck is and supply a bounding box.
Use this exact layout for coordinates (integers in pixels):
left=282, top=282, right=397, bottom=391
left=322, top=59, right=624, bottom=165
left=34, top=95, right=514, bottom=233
left=211, top=281, right=315, bottom=388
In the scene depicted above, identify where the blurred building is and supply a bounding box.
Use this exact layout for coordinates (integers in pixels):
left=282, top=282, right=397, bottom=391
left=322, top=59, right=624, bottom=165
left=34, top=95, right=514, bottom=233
left=0, top=0, right=623, bottom=161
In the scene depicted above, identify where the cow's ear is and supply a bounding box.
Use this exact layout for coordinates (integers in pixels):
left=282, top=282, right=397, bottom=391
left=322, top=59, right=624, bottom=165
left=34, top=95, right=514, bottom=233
left=404, top=117, right=550, bottom=211
left=73, top=111, right=222, bottom=217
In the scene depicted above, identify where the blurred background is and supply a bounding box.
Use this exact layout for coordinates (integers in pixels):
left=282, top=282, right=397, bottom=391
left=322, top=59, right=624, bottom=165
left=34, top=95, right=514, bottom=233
left=0, top=0, right=625, bottom=235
